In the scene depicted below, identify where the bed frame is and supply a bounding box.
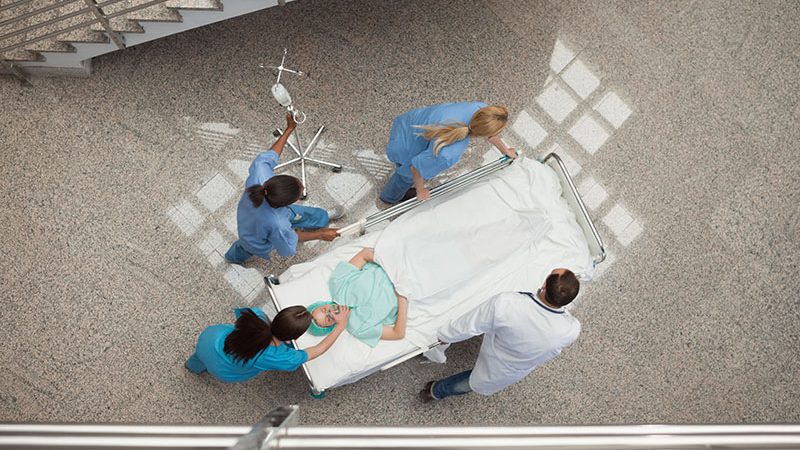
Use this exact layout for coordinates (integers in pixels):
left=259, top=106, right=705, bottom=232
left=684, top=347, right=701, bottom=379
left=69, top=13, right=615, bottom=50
left=265, top=151, right=605, bottom=397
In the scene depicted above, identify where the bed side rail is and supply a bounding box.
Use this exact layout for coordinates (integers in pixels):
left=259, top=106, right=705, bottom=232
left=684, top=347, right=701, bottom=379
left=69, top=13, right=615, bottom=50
left=263, top=277, right=324, bottom=396
left=338, top=154, right=515, bottom=236
left=541, top=153, right=606, bottom=265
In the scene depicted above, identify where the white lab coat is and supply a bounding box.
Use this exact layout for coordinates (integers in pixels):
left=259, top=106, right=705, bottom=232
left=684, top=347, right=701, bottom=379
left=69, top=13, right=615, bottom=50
left=437, top=291, right=581, bottom=395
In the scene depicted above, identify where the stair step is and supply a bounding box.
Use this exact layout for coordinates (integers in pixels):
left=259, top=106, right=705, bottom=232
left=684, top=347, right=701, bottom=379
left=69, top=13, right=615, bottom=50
left=165, top=0, right=223, bottom=11
left=55, top=27, right=108, bottom=44
left=2, top=47, right=44, bottom=62
left=101, top=1, right=182, bottom=23
left=89, top=16, right=145, bottom=34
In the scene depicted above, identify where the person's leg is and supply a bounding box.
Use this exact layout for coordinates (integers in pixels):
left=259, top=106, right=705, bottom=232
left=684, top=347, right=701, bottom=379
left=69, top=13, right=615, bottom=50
left=380, top=169, right=414, bottom=204
left=185, top=352, right=207, bottom=374
left=431, top=369, right=473, bottom=400
left=288, top=205, right=330, bottom=230
left=224, top=239, right=254, bottom=264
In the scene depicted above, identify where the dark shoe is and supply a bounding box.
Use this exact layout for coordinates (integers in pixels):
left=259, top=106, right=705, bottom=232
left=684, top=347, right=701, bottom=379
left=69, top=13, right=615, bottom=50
left=400, top=188, right=417, bottom=202
left=419, top=381, right=436, bottom=403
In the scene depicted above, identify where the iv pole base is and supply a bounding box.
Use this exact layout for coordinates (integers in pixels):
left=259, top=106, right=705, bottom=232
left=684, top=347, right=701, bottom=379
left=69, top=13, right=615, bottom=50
left=272, top=125, right=343, bottom=199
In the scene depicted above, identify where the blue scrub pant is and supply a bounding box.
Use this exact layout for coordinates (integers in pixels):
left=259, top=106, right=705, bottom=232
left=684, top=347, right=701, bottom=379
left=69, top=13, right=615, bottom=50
left=432, top=369, right=473, bottom=399
left=224, top=205, right=329, bottom=264
left=380, top=168, right=414, bottom=204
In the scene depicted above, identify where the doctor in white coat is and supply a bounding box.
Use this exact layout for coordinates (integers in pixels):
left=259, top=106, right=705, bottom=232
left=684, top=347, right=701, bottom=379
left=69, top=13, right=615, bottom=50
left=419, top=268, right=582, bottom=402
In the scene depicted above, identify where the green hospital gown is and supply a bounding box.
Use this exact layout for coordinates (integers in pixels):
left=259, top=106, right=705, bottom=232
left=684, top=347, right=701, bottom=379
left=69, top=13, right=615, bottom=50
left=328, top=262, right=398, bottom=348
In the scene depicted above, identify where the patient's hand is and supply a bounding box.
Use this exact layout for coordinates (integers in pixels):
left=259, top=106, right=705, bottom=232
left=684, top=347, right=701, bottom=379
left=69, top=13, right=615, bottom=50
left=333, top=305, right=350, bottom=326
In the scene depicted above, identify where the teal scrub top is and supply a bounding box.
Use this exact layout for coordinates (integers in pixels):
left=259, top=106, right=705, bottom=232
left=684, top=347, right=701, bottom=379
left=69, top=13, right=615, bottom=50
left=328, top=262, right=398, bottom=347
left=385, top=101, right=486, bottom=180
left=193, top=308, right=308, bottom=383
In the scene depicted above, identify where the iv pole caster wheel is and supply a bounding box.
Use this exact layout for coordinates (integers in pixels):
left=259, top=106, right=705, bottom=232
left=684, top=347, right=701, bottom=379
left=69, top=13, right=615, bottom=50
left=309, top=389, right=326, bottom=399
left=272, top=129, right=281, bottom=138
left=331, top=166, right=343, bottom=173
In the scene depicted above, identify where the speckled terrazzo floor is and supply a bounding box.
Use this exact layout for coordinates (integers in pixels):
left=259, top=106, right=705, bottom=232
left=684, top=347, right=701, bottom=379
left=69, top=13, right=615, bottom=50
left=1, top=0, right=798, bottom=426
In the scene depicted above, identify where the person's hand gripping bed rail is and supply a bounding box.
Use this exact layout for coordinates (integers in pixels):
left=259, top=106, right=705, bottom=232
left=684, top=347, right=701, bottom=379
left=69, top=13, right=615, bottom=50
left=380, top=102, right=517, bottom=204
left=306, top=247, right=409, bottom=347
left=225, top=112, right=344, bottom=265
left=185, top=305, right=350, bottom=383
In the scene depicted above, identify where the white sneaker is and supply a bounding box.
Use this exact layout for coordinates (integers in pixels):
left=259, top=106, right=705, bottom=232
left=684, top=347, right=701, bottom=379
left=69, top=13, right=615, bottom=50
left=326, top=205, right=345, bottom=221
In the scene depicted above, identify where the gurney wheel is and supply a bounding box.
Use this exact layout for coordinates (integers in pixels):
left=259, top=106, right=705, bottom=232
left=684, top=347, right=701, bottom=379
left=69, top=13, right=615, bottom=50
left=332, top=166, right=342, bottom=173
left=309, top=389, right=326, bottom=399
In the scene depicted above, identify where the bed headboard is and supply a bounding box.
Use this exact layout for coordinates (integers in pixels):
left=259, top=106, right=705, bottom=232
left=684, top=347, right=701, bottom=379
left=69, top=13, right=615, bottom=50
left=540, top=153, right=606, bottom=266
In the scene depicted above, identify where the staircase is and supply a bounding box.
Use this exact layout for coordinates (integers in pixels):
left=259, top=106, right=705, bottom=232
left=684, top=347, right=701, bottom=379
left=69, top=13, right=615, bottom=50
left=0, top=0, right=288, bottom=84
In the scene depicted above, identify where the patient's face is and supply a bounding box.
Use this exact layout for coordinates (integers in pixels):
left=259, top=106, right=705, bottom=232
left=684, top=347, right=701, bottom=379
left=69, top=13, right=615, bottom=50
left=312, top=304, right=337, bottom=328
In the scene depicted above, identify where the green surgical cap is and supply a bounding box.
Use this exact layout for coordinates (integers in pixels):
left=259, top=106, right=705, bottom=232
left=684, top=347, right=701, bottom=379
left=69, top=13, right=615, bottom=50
left=306, top=300, right=335, bottom=336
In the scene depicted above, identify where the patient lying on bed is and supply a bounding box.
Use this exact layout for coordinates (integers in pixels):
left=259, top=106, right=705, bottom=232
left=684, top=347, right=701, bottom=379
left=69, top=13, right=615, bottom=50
left=306, top=248, right=408, bottom=347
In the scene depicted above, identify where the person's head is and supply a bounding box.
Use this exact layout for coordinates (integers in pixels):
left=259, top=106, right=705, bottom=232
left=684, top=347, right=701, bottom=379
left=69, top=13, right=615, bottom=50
left=271, top=305, right=313, bottom=341
left=541, top=268, right=580, bottom=307
left=306, top=301, right=338, bottom=336
left=222, top=306, right=311, bottom=363
left=415, top=105, right=509, bottom=156
left=246, top=175, right=303, bottom=208
left=468, top=105, right=509, bottom=138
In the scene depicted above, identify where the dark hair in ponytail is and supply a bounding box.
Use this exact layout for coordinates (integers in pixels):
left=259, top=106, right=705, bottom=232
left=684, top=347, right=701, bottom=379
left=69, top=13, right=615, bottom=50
left=222, top=306, right=312, bottom=364
left=246, top=175, right=302, bottom=208
left=223, top=309, right=273, bottom=364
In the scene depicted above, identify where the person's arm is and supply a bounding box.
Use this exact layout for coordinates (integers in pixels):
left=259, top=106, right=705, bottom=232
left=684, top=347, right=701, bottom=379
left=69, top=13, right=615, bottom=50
left=271, top=113, right=298, bottom=158
left=381, top=293, right=408, bottom=340
left=410, top=165, right=431, bottom=201
left=296, top=228, right=338, bottom=242
left=304, top=306, right=351, bottom=361
left=437, top=293, right=499, bottom=344
left=487, top=135, right=517, bottom=159
left=348, top=248, right=374, bottom=269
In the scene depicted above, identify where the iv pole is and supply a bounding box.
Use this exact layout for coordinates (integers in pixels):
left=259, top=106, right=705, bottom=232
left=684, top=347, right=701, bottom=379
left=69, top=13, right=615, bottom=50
left=260, top=49, right=342, bottom=199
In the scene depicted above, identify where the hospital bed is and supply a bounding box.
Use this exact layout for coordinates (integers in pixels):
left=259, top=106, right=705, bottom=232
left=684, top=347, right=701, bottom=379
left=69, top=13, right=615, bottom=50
left=263, top=152, right=606, bottom=397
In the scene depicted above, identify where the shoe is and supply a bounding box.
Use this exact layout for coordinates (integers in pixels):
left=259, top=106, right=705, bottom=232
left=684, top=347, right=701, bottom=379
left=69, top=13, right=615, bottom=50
left=326, top=204, right=345, bottom=221
left=418, top=381, right=436, bottom=403
left=400, top=188, right=417, bottom=202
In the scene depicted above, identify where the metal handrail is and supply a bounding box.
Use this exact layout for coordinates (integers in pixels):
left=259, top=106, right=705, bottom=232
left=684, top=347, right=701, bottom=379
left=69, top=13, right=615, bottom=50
left=337, top=154, right=513, bottom=236
left=0, top=16, right=102, bottom=53
left=0, top=0, right=36, bottom=14
left=0, top=0, right=173, bottom=54
left=2, top=420, right=800, bottom=449
left=263, top=276, right=323, bottom=396
left=0, top=5, right=94, bottom=43
left=0, top=0, right=81, bottom=29
left=542, top=152, right=606, bottom=264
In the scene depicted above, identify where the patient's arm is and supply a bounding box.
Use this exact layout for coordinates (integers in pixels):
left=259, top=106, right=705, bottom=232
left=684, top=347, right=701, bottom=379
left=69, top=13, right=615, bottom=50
left=381, top=294, right=408, bottom=340
left=348, top=247, right=375, bottom=270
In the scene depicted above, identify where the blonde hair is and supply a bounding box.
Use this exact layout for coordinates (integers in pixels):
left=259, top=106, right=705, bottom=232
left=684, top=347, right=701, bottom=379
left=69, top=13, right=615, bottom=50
left=415, top=105, right=509, bottom=156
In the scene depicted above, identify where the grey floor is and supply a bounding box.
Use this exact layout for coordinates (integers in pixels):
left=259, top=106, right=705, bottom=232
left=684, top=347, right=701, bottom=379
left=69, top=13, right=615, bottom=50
left=1, top=0, right=799, bottom=426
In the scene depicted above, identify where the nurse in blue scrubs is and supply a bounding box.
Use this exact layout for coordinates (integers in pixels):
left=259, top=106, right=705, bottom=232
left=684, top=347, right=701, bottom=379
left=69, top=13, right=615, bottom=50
left=225, top=113, right=344, bottom=264
left=380, top=102, right=517, bottom=204
left=185, top=305, right=350, bottom=383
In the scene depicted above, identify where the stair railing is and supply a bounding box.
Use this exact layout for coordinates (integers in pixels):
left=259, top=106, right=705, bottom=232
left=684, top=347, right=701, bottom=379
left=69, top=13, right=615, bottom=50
left=0, top=0, right=171, bottom=85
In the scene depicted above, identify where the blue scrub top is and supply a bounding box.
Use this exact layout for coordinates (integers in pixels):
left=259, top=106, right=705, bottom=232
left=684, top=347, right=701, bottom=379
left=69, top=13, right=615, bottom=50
left=235, top=150, right=299, bottom=259
left=194, top=308, right=309, bottom=383
left=386, top=101, right=486, bottom=180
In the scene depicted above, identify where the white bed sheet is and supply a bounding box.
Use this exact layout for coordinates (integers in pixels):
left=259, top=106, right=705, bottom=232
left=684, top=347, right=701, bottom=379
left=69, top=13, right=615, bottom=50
left=263, top=158, right=593, bottom=391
